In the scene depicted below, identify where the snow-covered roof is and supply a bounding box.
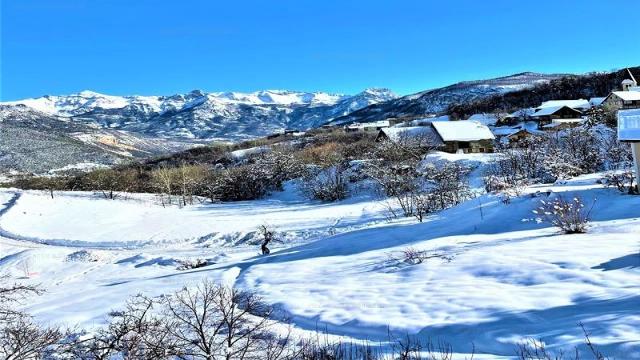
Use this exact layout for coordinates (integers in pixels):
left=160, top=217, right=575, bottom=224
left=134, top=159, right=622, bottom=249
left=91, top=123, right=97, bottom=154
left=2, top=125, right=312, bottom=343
left=467, top=113, right=499, bottom=126
left=492, top=121, right=542, bottom=137
left=589, top=97, right=606, bottom=107
left=622, top=79, right=636, bottom=85
left=537, top=99, right=589, bottom=110
left=618, top=109, right=640, bottom=141
left=378, top=126, right=443, bottom=145
left=610, top=91, right=640, bottom=101
left=532, top=105, right=583, bottom=117
left=431, top=121, right=495, bottom=142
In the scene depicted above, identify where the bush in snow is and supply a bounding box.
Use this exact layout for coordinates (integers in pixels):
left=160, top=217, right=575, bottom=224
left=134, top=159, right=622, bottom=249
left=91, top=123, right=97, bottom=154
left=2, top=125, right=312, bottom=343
left=176, top=258, right=208, bottom=270
left=401, top=247, right=430, bottom=265
left=603, top=171, right=637, bottom=195
left=534, top=196, right=594, bottom=234
left=301, top=164, right=349, bottom=202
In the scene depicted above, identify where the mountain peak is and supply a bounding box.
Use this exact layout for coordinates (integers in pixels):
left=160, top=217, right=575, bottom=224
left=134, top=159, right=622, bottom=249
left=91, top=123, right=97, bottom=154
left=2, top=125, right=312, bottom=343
left=78, top=90, right=106, bottom=97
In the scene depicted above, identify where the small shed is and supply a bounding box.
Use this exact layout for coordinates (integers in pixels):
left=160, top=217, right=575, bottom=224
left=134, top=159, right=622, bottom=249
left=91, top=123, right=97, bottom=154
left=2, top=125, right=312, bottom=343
left=492, top=126, right=537, bottom=144
left=430, top=121, right=495, bottom=153
left=618, top=109, right=640, bottom=180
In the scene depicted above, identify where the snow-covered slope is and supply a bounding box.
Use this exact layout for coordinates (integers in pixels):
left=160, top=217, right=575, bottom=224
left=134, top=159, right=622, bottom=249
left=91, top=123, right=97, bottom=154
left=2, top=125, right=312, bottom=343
left=1, top=88, right=397, bottom=141
left=1, top=168, right=639, bottom=358
left=330, top=72, right=568, bottom=125
left=0, top=105, right=202, bottom=174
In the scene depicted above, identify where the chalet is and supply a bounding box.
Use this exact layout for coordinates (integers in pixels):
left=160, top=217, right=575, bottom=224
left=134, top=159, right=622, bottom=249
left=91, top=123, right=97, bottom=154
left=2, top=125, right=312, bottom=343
left=602, top=91, right=640, bottom=110
left=430, top=121, right=495, bottom=153
left=537, top=99, right=590, bottom=111
left=531, top=105, right=583, bottom=128
left=492, top=124, right=539, bottom=144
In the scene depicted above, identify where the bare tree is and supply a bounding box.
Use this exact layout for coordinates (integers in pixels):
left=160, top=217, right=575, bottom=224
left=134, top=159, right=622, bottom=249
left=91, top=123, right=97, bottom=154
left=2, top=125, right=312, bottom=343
left=160, top=281, right=284, bottom=360
left=0, top=275, right=41, bottom=321
left=0, top=315, right=64, bottom=360
left=0, top=275, right=64, bottom=360
left=65, top=295, right=178, bottom=360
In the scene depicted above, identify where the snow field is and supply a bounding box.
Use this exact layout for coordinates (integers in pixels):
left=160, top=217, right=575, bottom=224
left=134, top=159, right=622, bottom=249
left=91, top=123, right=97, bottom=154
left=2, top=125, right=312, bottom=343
left=0, top=169, right=639, bottom=358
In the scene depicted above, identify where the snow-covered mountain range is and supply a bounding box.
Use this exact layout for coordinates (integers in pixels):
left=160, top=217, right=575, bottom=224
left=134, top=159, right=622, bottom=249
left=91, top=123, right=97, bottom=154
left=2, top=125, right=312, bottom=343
left=0, top=72, right=568, bottom=174
left=2, top=88, right=397, bottom=141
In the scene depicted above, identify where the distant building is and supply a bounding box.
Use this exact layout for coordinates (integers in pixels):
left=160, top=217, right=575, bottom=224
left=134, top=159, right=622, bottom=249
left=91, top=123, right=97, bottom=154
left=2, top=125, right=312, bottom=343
left=536, top=99, right=590, bottom=111
left=430, top=121, right=495, bottom=153
left=602, top=91, right=640, bottom=110
left=492, top=123, right=540, bottom=144
left=531, top=105, right=583, bottom=128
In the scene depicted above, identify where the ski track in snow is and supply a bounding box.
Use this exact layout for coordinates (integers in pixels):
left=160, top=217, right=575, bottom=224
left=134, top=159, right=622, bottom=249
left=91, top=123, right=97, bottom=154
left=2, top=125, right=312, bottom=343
left=1, top=172, right=640, bottom=359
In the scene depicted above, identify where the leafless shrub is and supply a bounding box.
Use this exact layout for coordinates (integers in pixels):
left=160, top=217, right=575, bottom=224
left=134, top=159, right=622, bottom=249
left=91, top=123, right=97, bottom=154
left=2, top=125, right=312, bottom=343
left=301, top=164, right=349, bottom=202
left=603, top=171, right=636, bottom=194
left=64, top=295, right=176, bottom=359
left=401, top=247, right=430, bottom=265
left=387, top=248, right=453, bottom=266
left=534, top=196, right=594, bottom=234
left=0, top=276, right=64, bottom=360
left=0, top=275, right=42, bottom=321
left=176, top=258, right=209, bottom=270
left=0, top=314, right=64, bottom=360
left=516, top=324, right=608, bottom=360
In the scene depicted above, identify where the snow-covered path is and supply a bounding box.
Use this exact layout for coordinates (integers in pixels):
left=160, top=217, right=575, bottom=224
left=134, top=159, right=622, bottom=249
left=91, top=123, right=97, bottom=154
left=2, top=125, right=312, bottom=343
left=1, top=176, right=639, bottom=358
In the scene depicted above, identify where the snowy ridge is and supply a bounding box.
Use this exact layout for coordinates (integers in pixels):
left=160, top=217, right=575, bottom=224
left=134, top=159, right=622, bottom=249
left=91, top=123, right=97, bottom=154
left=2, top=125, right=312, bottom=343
left=2, top=89, right=358, bottom=117
left=1, top=88, right=397, bottom=141
left=330, top=72, right=569, bottom=125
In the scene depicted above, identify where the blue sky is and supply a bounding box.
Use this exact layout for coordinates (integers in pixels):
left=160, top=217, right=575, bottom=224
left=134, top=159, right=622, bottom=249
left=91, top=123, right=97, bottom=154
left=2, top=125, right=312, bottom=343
left=1, top=0, right=639, bottom=101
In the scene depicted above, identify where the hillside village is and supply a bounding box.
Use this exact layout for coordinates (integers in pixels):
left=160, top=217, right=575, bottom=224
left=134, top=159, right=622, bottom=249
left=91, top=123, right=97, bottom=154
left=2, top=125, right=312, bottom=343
left=339, top=68, right=640, bottom=156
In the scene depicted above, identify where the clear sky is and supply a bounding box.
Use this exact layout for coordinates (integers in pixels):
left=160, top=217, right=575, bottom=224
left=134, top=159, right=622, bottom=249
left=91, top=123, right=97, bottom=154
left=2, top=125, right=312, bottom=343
left=1, top=0, right=639, bottom=101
